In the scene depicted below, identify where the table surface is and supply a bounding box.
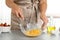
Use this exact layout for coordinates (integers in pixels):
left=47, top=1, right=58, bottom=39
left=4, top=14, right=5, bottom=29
left=0, top=30, right=60, bottom=40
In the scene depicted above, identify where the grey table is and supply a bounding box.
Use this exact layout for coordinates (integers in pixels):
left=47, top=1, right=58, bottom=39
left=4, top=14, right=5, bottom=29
left=0, top=30, right=60, bottom=40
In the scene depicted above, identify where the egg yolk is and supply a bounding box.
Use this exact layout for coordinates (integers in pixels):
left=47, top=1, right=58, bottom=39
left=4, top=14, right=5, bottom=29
left=25, top=29, right=41, bottom=36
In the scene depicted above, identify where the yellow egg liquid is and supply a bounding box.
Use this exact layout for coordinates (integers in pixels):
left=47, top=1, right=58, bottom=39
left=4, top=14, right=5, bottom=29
left=25, top=29, right=41, bottom=36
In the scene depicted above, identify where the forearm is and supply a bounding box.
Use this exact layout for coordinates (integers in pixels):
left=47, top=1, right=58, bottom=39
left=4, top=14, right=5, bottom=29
left=6, top=0, right=17, bottom=8
left=38, top=0, right=47, bottom=15
left=38, top=0, right=48, bottom=25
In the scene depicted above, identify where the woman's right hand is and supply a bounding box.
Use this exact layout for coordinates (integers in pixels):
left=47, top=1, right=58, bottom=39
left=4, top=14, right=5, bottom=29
left=11, top=4, right=24, bottom=20
left=6, top=0, right=24, bottom=19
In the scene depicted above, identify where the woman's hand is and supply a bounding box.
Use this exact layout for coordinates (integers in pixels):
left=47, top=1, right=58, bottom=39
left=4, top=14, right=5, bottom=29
left=38, top=0, right=47, bottom=30
left=6, top=0, right=24, bottom=20
left=11, top=4, right=24, bottom=20
left=40, top=14, right=48, bottom=30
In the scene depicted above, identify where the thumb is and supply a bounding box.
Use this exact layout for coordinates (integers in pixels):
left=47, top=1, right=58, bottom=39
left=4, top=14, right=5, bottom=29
left=18, top=13, right=24, bottom=20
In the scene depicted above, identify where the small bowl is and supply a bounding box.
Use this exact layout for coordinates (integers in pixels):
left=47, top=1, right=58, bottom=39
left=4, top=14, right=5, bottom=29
left=0, top=26, right=11, bottom=32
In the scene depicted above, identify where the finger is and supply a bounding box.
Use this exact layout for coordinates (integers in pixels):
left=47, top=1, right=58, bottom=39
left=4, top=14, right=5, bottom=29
left=19, top=10, right=24, bottom=20
left=15, top=11, right=20, bottom=18
left=18, top=12, right=24, bottom=20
